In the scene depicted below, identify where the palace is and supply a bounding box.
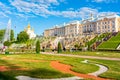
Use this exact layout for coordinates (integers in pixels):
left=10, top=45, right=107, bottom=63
left=44, top=14, right=120, bottom=37
left=24, top=24, right=36, bottom=39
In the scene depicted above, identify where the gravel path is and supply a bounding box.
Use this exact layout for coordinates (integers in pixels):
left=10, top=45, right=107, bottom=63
left=16, top=76, right=81, bottom=80
left=88, top=64, right=108, bottom=76
left=41, top=52, right=120, bottom=61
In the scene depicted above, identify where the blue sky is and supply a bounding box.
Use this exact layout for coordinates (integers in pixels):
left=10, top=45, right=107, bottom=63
left=0, top=0, right=120, bottom=36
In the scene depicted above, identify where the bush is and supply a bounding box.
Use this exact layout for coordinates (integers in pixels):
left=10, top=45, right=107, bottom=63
left=3, top=41, right=11, bottom=47
left=58, top=42, right=62, bottom=53
left=36, top=40, right=40, bottom=53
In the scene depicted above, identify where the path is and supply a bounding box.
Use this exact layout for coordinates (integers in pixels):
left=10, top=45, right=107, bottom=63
left=88, top=64, right=108, bottom=76
left=51, top=61, right=108, bottom=80
left=41, top=52, right=120, bottom=61
left=16, top=76, right=81, bottom=80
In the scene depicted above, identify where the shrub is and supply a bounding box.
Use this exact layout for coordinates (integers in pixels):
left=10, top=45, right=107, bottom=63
left=3, top=41, right=11, bottom=47
left=58, top=42, right=62, bottom=53
left=36, top=40, right=40, bottom=53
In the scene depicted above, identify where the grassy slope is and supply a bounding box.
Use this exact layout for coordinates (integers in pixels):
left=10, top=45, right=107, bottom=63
left=86, top=33, right=110, bottom=46
left=98, top=32, right=120, bottom=50
left=0, top=54, right=120, bottom=79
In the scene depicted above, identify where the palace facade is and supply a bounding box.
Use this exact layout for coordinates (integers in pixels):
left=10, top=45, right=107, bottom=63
left=44, top=14, right=120, bottom=37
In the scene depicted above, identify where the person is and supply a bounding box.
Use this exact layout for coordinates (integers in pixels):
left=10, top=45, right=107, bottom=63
left=63, top=47, right=66, bottom=51
left=2, top=46, right=6, bottom=52
left=42, top=46, right=45, bottom=52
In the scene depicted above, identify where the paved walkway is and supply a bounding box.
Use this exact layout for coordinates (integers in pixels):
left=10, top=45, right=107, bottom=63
left=88, top=63, right=108, bottom=76
left=41, top=52, right=120, bottom=61
left=16, top=76, right=81, bottom=80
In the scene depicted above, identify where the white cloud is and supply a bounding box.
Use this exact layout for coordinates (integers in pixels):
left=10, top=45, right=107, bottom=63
left=0, top=2, right=11, bottom=17
left=98, top=12, right=120, bottom=16
left=0, top=12, right=8, bottom=17
left=88, top=0, right=118, bottom=3
left=0, top=0, right=119, bottom=19
left=8, top=0, right=99, bottom=18
left=93, top=0, right=104, bottom=2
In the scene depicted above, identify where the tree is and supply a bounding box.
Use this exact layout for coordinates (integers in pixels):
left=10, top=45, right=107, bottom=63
left=36, top=40, right=40, bottom=53
left=57, top=42, right=62, bottom=53
left=0, top=30, right=5, bottom=41
left=3, top=41, right=11, bottom=47
left=0, top=29, right=14, bottom=42
left=17, top=31, right=29, bottom=42
left=10, top=30, right=14, bottom=41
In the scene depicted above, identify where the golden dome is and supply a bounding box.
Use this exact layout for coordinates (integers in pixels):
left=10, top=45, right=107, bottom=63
left=27, top=23, right=31, bottom=29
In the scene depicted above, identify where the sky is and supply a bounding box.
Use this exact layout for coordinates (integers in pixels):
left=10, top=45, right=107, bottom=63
left=0, top=0, right=120, bottom=36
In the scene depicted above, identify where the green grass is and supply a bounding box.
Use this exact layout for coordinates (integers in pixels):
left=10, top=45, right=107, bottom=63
left=92, top=59, right=120, bottom=79
left=86, top=33, right=110, bottom=46
left=0, top=53, right=120, bottom=79
left=0, top=54, right=72, bottom=79
left=98, top=32, right=120, bottom=50
left=62, top=51, right=120, bottom=58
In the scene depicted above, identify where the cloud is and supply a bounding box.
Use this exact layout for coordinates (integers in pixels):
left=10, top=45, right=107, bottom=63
left=0, top=12, right=8, bottom=17
left=0, top=2, right=11, bottom=17
left=56, top=7, right=98, bottom=18
left=0, top=0, right=119, bottom=19
left=98, top=12, right=120, bottom=16
left=8, top=0, right=99, bottom=18
left=88, top=0, right=118, bottom=3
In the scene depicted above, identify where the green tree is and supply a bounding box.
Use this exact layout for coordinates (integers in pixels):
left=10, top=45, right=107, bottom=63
left=17, top=31, right=29, bottom=42
left=36, top=40, right=40, bottom=53
left=0, top=29, right=14, bottom=41
left=10, top=30, right=14, bottom=41
left=3, top=41, right=11, bottom=47
left=0, top=30, right=5, bottom=41
left=58, top=42, right=62, bottom=53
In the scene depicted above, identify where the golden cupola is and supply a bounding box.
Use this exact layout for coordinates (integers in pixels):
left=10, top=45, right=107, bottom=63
left=27, top=24, right=31, bottom=29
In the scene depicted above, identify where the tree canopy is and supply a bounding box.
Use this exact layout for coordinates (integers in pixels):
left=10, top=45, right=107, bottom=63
left=3, top=41, right=11, bottom=47
left=0, top=29, right=14, bottom=42
left=17, top=31, right=29, bottom=42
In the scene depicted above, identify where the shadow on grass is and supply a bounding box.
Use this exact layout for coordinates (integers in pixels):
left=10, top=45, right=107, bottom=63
left=21, top=68, right=72, bottom=79
left=0, top=68, right=72, bottom=79
left=0, top=58, right=72, bottom=79
left=0, top=59, right=21, bottom=69
left=0, top=72, right=17, bottom=80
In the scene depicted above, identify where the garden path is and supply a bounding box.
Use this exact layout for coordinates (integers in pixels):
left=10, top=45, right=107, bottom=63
left=51, top=61, right=108, bottom=80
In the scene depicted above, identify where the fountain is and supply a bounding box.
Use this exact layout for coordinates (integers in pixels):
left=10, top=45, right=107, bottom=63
left=0, top=19, right=11, bottom=49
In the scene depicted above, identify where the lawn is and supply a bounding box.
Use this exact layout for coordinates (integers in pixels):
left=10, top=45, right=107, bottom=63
left=62, top=51, right=120, bottom=58
left=0, top=53, right=120, bottom=80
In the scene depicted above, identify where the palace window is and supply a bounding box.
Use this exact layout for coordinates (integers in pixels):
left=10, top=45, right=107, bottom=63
left=102, top=26, right=104, bottom=29
left=105, top=22, right=107, bottom=24
left=105, top=26, right=106, bottom=29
